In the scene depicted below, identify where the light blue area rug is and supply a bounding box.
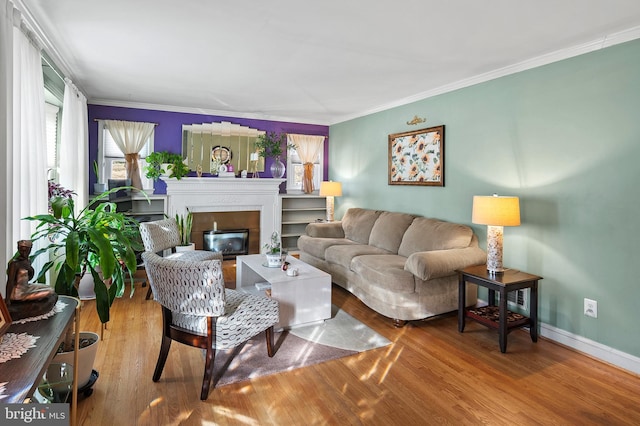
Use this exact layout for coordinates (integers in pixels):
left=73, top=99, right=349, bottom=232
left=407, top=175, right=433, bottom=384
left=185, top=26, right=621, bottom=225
left=290, top=304, right=391, bottom=352
left=212, top=305, right=390, bottom=387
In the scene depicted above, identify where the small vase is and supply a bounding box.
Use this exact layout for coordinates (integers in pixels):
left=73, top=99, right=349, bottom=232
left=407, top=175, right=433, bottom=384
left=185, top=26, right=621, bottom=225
left=270, top=156, right=286, bottom=179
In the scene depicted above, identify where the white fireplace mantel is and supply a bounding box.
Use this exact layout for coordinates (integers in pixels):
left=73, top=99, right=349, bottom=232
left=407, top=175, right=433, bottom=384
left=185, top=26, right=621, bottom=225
left=162, top=177, right=285, bottom=250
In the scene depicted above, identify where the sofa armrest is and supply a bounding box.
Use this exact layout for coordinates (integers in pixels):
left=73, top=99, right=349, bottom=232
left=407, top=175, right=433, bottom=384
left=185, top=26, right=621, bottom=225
left=305, top=221, right=345, bottom=238
left=404, top=247, right=487, bottom=281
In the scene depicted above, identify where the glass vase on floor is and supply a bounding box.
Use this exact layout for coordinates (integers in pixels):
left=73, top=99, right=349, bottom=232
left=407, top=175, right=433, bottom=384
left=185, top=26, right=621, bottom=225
left=270, top=156, right=285, bottom=178
left=302, top=162, right=314, bottom=193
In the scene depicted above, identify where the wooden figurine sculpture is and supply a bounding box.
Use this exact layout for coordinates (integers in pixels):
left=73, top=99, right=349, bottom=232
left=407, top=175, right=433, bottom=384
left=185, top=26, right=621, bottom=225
left=5, top=240, right=57, bottom=319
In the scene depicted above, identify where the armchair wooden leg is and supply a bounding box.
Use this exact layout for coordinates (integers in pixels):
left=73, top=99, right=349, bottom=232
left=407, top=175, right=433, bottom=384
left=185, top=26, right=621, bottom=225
left=266, top=326, right=275, bottom=357
left=201, top=317, right=216, bottom=401
left=153, top=335, right=171, bottom=382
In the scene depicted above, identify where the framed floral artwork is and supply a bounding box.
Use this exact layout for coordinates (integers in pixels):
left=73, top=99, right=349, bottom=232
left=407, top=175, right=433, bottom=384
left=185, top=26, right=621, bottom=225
left=388, top=125, right=444, bottom=186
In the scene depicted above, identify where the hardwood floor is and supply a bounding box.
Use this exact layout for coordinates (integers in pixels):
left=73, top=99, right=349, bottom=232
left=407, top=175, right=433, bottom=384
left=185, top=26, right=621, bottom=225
left=75, top=277, right=640, bottom=425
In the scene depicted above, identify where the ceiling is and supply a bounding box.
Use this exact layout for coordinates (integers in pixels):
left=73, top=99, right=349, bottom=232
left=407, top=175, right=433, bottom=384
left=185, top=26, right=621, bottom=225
left=20, top=0, right=640, bottom=125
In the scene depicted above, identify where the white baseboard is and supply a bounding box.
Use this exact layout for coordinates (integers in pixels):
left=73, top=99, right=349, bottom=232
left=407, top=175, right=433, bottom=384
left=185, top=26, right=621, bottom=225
left=539, top=322, right=640, bottom=375
left=476, top=298, right=640, bottom=375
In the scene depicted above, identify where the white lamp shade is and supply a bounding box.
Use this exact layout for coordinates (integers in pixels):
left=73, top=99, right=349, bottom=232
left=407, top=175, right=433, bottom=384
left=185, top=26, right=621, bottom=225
left=472, top=195, right=520, bottom=227
left=319, top=181, right=342, bottom=197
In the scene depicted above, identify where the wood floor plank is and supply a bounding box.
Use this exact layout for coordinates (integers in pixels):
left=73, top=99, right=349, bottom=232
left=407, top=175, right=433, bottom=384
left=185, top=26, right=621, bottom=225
left=74, top=281, right=640, bottom=425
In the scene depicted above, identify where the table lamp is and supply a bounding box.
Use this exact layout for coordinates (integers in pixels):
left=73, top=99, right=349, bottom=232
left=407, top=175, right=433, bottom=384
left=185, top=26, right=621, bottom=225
left=319, top=181, right=342, bottom=222
left=472, top=194, right=520, bottom=274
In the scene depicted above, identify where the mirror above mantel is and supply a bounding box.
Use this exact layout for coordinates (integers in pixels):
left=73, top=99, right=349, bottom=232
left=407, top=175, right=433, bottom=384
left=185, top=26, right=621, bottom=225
left=182, top=121, right=265, bottom=174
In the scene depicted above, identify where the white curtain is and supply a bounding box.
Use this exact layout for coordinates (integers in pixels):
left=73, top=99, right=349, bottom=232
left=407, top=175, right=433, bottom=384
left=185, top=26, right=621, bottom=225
left=60, top=78, right=88, bottom=210
left=288, top=134, right=325, bottom=193
left=104, top=119, right=155, bottom=190
left=0, top=0, right=14, bottom=297
left=11, top=20, right=48, bottom=274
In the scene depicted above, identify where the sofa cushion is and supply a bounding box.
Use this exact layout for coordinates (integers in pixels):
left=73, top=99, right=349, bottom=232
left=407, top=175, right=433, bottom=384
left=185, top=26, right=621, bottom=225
left=341, top=208, right=382, bottom=244
left=297, top=235, right=358, bottom=260
left=325, top=244, right=390, bottom=270
left=351, top=255, right=415, bottom=294
left=398, top=217, right=473, bottom=257
left=369, top=211, right=416, bottom=254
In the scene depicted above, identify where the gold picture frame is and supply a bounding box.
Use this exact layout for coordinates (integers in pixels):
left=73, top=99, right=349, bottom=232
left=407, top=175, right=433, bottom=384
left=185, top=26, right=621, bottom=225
left=388, top=125, right=444, bottom=186
left=0, top=296, right=12, bottom=338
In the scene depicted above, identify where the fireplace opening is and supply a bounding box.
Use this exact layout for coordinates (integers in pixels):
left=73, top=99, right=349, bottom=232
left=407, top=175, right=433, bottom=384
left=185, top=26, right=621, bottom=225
left=203, top=229, right=250, bottom=260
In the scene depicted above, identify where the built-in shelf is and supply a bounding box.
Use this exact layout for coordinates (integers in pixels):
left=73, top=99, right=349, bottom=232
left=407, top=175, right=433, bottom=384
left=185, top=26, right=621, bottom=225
left=280, top=193, right=326, bottom=252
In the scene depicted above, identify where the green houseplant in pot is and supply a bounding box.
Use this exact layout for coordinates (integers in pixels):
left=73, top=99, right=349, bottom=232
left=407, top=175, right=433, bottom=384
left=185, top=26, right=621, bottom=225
left=174, top=210, right=194, bottom=251
left=254, top=132, right=296, bottom=179
left=26, top=187, right=145, bottom=387
left=144, top=151, right=190, bottom=180
left=263, top=231, right=284, bottom=267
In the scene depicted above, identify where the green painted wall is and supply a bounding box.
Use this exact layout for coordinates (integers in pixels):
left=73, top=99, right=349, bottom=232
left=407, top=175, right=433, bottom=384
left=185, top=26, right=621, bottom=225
left=328, top=39, right=640, bottom=357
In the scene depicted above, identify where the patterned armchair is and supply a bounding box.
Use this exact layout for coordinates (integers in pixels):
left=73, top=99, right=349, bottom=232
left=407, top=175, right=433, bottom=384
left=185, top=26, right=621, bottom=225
left=142, top=252, right=279, bottom=400
left=139, top=218, right=222, bottom=298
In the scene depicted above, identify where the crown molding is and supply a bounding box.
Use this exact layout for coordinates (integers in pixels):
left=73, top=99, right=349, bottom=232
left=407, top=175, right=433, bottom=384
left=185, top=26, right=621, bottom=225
left=330, top=25, right=640, bottom=125
left=89, top=99, right=330, bottom=126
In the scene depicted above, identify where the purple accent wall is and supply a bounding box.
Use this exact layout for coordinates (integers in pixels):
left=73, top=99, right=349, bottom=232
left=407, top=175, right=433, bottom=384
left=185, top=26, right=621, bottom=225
left=88, top=105, right=329, bottom=194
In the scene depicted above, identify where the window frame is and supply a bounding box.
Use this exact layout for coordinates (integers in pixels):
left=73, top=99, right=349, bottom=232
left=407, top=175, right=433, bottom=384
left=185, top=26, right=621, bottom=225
left=286, top=147, right=324, bottom=192
left=96, top=120, right=155, bottom=192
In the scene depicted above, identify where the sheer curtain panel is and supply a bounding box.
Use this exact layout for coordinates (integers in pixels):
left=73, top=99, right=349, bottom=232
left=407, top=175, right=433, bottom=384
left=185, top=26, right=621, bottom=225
left=104, top=120, right=155, bottom=190
left=60, top=78, right=88, bottom=210
left=288, top=134, right=325, bottom=193
left=1, top=0, right=14, bottom=296
left=11, top=21, right=48, bottom=273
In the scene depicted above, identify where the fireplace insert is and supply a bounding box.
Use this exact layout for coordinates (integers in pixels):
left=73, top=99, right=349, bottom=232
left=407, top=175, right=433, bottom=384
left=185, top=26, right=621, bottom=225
left=203, top=229, right=249, bottom=260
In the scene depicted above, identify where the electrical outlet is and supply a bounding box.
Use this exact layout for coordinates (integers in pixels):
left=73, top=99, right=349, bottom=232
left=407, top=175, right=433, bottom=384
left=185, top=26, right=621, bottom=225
left=584, top=298, right=598, bottom=318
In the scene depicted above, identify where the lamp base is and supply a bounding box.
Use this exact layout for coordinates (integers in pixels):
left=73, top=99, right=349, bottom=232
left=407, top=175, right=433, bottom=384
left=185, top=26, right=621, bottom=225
left=486, top=225, right=504, bottom=274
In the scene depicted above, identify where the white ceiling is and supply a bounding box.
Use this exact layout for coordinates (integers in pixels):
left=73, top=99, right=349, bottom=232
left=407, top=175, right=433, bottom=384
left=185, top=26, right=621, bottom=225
left=19, top=0, right=640, bottom=125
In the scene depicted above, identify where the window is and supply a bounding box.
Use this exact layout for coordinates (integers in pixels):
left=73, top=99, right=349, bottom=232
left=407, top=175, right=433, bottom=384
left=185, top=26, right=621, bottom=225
left=43, top=52, right=64, bottom=182
left=44, top=103, right=61, bottom=180
left=97, top=121, right=154, bottom=191
left=286, top=148, right=323, bottom=192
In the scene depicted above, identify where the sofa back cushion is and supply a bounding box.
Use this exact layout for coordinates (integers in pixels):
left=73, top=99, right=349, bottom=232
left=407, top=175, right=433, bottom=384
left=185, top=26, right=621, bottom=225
left=398, top=217, right=473, bottom=257
left=341, top=208, right=382, bottom=244
left=369, top=211, right=416, bottom=253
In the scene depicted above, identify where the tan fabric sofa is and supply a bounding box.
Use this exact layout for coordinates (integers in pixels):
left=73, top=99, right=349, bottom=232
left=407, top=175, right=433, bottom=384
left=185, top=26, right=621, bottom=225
left=298, top=208, right=486, bottom=326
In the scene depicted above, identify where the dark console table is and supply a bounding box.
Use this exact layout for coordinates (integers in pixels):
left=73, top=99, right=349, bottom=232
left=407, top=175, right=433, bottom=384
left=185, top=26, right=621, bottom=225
left=0, top=296, right=79, bottom=425
left=458, top=265, right=542, bottom=353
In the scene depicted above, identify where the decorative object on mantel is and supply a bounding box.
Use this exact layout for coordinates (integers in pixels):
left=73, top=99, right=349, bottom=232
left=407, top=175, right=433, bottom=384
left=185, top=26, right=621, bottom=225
left=472, top=194, right=521, bottom=274
left=288, top=134, right=324, bottom=193
left=5, top=240, right=57, bottom=320
left=319, top=181, right=342, bottom=222
left=406, top=115, right=426, bottom=125
left=388, top=125, right=444, bottom=187
left=255, top=131, right=295, bottom=179
left=250, top=152, right=260, bottom=178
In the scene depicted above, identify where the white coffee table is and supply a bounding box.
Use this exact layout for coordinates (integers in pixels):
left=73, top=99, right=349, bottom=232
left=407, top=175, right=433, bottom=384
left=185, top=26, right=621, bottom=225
left=236, top=254, right=332, bottom=329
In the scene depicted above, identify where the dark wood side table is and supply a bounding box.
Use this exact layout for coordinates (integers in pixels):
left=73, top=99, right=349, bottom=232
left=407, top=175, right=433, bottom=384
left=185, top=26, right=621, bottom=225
left=457, top=265, right=542, bottom=353
left=0, top=296, right=80, bottom=425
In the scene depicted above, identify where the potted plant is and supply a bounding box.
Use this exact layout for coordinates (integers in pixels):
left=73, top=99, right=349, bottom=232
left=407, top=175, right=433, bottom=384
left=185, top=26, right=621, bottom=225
left=144, top=151, right=190, bottom=180
left=254, top=132, right=296, bottom=179
left=26, top=187, right=144, bottom=387
left=27, top=186, right=144, bottom=326
left=175, top=210, right=194, bottom=251
left=263, top=231, right=284, bottom=267
left=92, top=160, right=107, bottom=194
